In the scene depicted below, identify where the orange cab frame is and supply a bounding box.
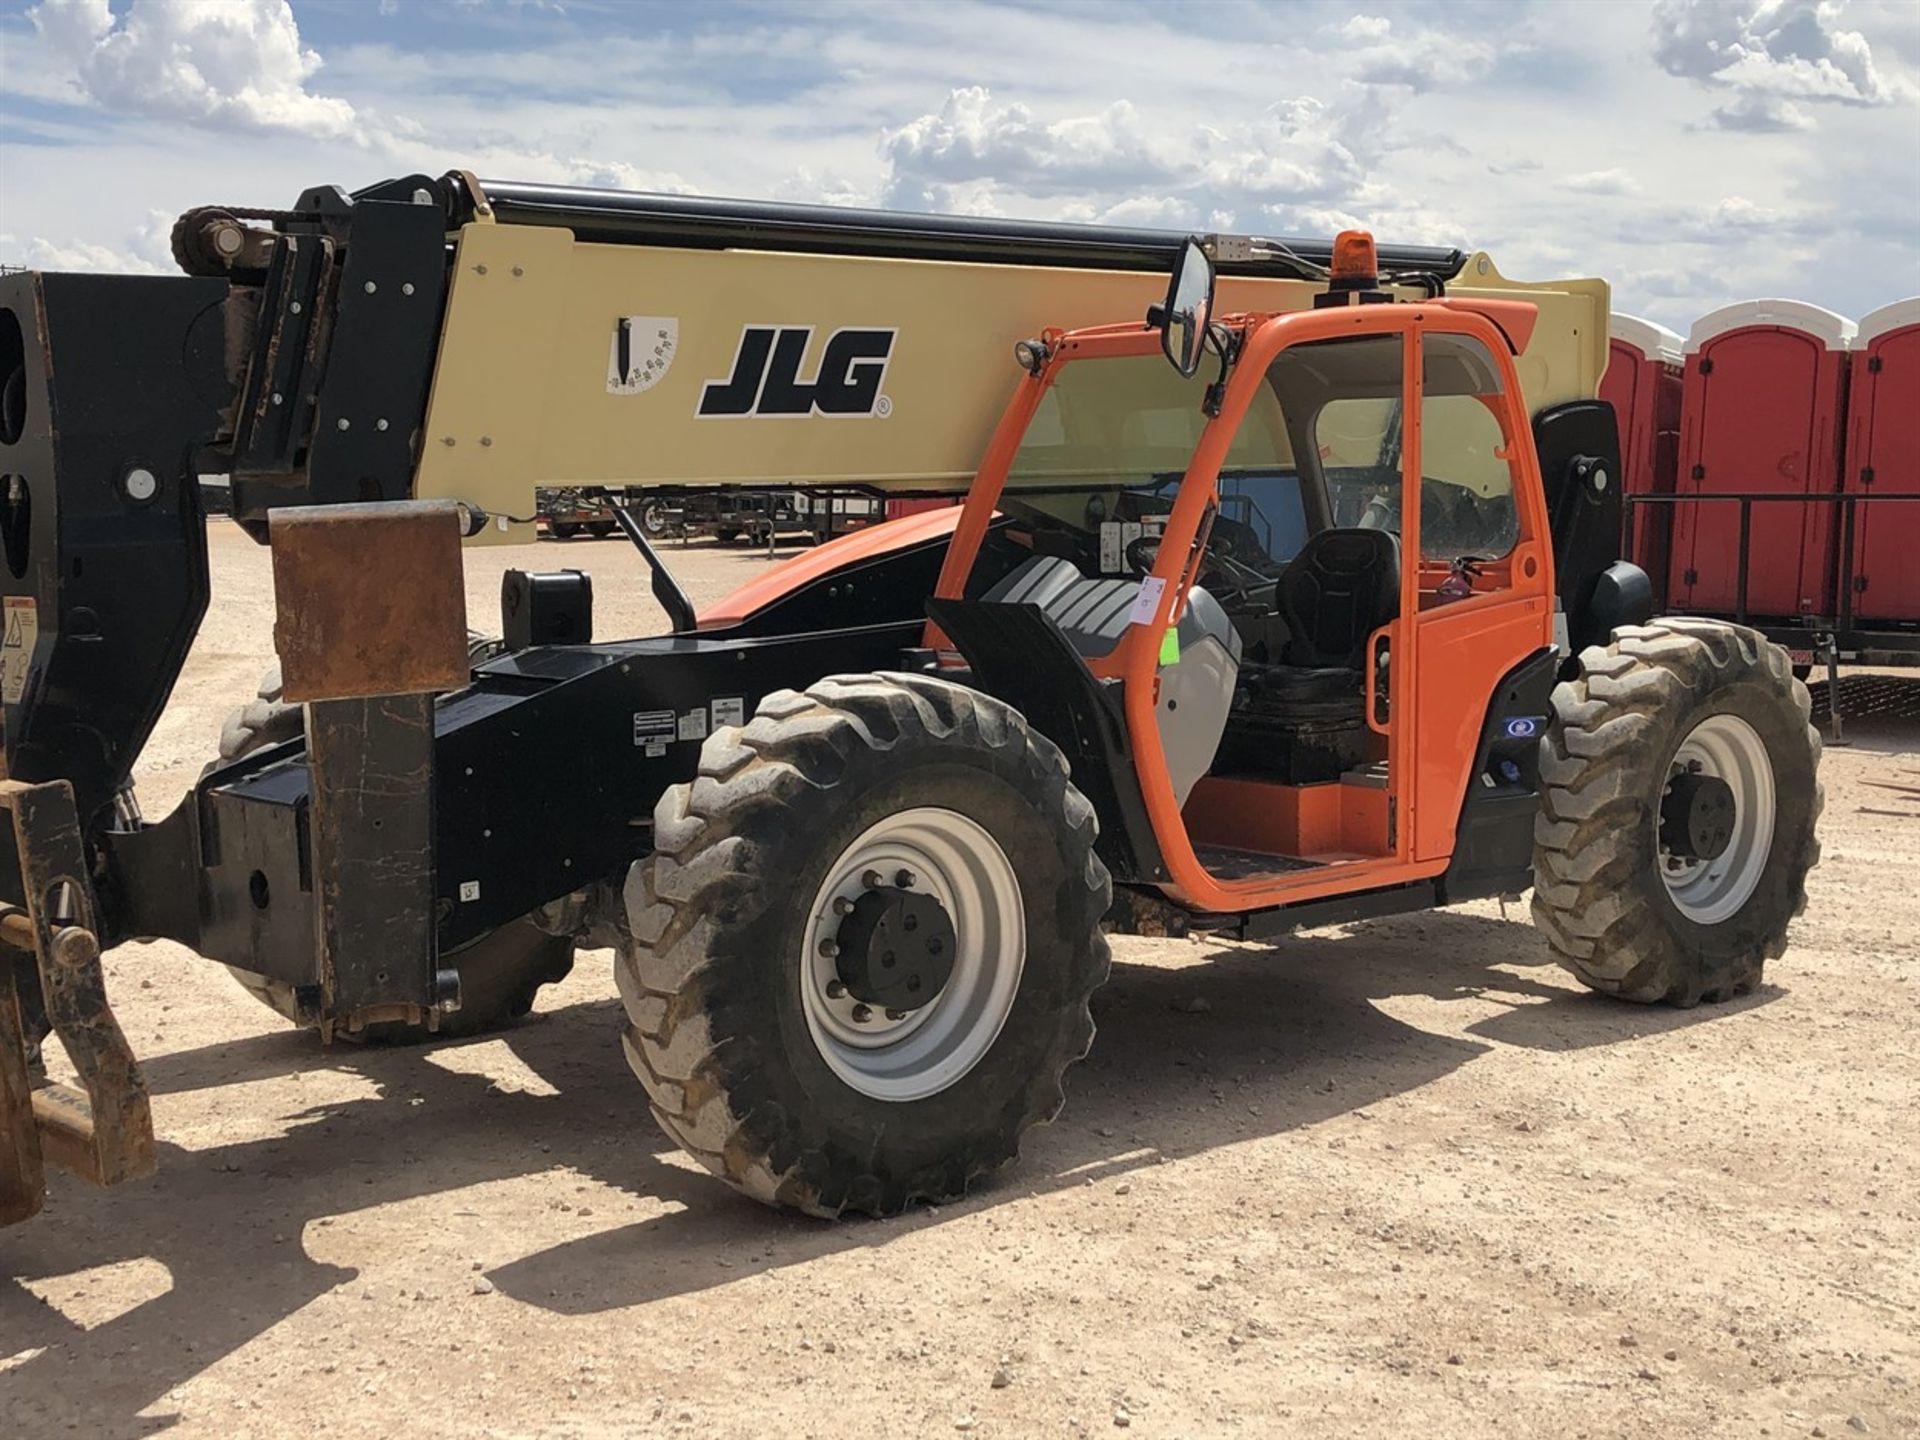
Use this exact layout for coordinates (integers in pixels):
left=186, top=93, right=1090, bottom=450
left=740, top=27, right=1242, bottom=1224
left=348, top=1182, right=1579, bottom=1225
left=927, top=300, right=1556, bottom=915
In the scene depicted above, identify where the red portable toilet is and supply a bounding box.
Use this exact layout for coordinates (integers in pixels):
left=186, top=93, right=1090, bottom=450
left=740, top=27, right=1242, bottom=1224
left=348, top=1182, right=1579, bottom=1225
left=1842, top=297, right=1920, bottom=625
left=1669, top=300, right=1855, bottom=619
left=1602, top=314, right=1685, bottom=592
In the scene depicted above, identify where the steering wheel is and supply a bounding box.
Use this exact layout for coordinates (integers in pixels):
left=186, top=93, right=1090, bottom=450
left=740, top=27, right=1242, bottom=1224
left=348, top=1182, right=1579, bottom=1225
left=1123, top=534, right=1264, bottom=598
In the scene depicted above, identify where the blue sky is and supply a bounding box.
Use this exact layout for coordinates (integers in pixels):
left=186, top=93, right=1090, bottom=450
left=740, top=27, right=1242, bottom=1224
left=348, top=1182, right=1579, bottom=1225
left=2, top=0, right=1916, bottom=330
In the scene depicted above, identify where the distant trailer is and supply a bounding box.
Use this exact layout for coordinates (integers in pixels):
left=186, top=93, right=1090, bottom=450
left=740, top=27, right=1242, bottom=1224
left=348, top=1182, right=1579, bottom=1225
left=1842, top=298, right=1920, bottom=627
left=885, top=498, right=960, bottom=521
left=1668, top=300, right=1855, bottom=621
left=1603, top=314, right=1684, bottom=587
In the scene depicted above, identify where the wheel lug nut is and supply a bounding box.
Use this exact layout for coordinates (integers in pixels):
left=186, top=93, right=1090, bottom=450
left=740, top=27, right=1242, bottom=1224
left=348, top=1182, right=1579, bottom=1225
left=850, top=1003, right=873, bottom=1024
left=826, top=979, right=847, bottom=999
left=895, top=868, right=915, bottom=888
left=833, top=896, right=855, bottom=916
left=818, top=938, right=840, bottom=959
left=885, top=1008, right=908, bottom=1021
left=862, top=869, right=882, bottom=889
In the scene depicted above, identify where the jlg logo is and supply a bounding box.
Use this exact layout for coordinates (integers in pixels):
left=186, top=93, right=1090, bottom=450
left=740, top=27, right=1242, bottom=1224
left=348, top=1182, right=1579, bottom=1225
left=697, top=326, right=895, bottom=418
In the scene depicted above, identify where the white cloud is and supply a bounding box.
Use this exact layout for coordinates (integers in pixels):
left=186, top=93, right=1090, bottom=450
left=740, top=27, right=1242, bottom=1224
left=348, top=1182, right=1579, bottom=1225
left=1709, top=91, right=1816, bottom=130
left=1652, top=0, right=1912, bottom=130
left=11, top=236, right=163, bottom=276
left=1560, top=168, right=1643, bottom=195
left=877, top=88, right=1408, bottom=236
left=500, top=153, right=695, bottom=194
left=5, top=207, right=178, bottom=276
left=27, top=0, right=361, bottom=139
left=879, top=87, right=1171, bottom=210
left=1335, top=11, right=1501, bottom=92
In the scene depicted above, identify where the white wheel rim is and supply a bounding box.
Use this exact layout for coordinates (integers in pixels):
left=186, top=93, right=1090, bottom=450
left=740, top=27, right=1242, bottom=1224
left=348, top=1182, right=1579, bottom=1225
left=1659, top=714, right=1775, bottom=925
left=800, top=807, right=1025, bottom=1102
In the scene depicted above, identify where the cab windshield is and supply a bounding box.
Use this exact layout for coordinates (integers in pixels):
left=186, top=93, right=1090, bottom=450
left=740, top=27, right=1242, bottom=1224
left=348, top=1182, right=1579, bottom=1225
left=1000, top=353, right=1306, bottom=580
left=991, top=333, right=1521, bottom=588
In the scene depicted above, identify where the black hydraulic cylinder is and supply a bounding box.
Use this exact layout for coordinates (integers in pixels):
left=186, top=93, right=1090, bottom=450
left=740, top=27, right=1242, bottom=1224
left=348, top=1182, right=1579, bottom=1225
left=469, top=178, right=1468, bottom=279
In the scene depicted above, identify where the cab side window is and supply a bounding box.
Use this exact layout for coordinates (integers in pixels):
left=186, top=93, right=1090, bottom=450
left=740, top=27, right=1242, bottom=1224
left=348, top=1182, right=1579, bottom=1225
left=1418, top=333, right=1521, bottom=560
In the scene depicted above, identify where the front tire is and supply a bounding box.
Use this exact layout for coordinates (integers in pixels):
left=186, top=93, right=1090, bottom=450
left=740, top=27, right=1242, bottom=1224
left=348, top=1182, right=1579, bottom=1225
left=1531, top=619, right=1822, bottom=1006
left=616, top=674, right=1111, bottom=1217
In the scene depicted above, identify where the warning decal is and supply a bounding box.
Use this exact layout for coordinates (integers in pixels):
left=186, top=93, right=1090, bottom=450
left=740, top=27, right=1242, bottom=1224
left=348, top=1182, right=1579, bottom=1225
left=633, top=708, right=675, bottom=757
left=2, top=595, right=38, bottom=705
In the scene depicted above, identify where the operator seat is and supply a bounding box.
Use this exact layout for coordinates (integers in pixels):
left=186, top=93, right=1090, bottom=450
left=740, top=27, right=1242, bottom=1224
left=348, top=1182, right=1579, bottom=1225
left=1260, top=527, right=1401, bottom=705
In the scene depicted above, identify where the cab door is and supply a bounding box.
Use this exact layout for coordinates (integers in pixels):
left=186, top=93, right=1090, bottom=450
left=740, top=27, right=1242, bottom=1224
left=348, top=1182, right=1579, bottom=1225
left=1405, top=325, right=1557, bottom=863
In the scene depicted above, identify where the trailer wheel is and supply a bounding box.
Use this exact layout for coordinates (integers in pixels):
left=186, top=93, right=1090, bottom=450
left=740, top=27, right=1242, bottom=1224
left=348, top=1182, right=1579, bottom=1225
left=587, top=521, right=617, bottom=539
left=712, top=527, right=740, bottom=544
left=638, top=500, right=671, bottom=537
left=210, top=650, right=575, bottom=1042
left=551, top=521, right=580, bottom=540
left=616, top=674, right=1111, bottom=1217
left=1531, top=619, right=1822, bottom=1006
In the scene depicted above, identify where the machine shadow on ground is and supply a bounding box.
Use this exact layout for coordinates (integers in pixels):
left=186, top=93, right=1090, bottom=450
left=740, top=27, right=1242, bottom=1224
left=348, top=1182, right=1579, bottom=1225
left=0, top=908, right=1777, bottom=1436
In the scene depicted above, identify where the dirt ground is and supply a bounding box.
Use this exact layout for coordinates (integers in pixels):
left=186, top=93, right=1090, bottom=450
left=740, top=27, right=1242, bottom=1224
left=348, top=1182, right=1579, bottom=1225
left=3, top=523, right=1916, bottom=1440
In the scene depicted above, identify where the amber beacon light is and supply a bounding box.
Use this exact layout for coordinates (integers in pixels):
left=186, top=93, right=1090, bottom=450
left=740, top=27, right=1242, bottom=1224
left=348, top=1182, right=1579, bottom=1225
left=1330, top=229, right=1379, bottom=286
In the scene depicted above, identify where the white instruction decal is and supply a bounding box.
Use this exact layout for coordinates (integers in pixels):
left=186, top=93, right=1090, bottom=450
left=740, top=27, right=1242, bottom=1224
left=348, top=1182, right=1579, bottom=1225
left=677, top=707, right=709, bottom=741
left=2, top=596, right=38, bottom=705
left=1098, top=521, right=1122, bottom=575
left=711, top=696, right=746, bottom=729
left=459, top=880, right=481, bottom=903
left=633, top=708, right=675, bottom=757
left=1126, top=576, right=1167, bottom=627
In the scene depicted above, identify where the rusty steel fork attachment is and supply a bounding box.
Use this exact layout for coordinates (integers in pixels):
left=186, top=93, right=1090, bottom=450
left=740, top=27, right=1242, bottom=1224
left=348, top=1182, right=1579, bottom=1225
left=269, top=499, right=472, bottom=1038
left=0, top=777, right=156, bottom=1226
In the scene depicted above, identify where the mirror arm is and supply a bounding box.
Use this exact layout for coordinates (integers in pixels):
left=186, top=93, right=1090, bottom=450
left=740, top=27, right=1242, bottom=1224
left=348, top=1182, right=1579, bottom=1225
left=1201, top=324, right=1239, bottom=418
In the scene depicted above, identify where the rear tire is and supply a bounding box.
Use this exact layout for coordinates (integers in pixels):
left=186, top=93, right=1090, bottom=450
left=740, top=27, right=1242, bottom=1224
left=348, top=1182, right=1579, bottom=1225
left=1531, top=619, right=1822, bottom=1006
left=210, top=649, right=575, bottom=1041
left=587, top=521, right=616, bottom=538
left=616, top=673, right=1111, bottom=1217
left=552, top=521, right=580, bottom=540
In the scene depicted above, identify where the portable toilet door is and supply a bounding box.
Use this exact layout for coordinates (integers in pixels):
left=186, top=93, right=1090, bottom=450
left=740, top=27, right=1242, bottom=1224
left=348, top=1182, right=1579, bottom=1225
left=1602, top=314, right=1685, bottom=598
left=1670, top=300, right=1855, bottom=620
left=1842, top=298, right=1920, bottom=625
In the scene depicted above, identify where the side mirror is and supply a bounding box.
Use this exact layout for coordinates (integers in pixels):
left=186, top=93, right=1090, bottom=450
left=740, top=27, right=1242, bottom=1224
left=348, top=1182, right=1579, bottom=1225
left=1157, top=237, right=1215, bottom=378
